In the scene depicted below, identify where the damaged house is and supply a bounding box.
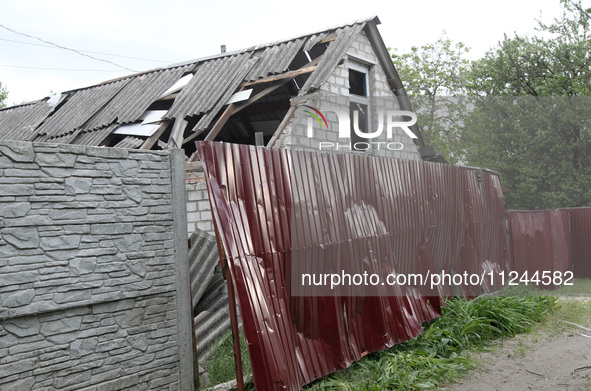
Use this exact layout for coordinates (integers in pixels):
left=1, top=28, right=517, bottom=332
left=0, top=16, right=435, bottom=162
left=0, top=16, right=459, bottom=390
left=0, top=15, right=441, bottom=295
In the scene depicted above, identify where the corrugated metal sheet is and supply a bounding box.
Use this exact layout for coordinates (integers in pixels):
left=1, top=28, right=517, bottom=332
left=549, top=209, right=572, bottom=275
left=35, top=79, right=131, bottom=138
left=188, top=229, right=220, bottom=306
left=196, top=141, right=508, bottom=391
left=570, top=207, right=591, bottom=278
left=480, top=171, right=508, bottom=292
left=195, top=273, right=227, bottom=315
left=508, top=211, right=554, bottom=288
left=113, top=136, right=144, bottom=149
left=507, top=209, right=573, bottom=288
left=0, top=99, right=63, bottom=141
left=81, top=65, right=192, bottom=131
left=72, top=125, right=116, bottom=146
left=300, top=23, right=365, bottom=94
left=193, top=58, right=259, bottom=133
left=165, top=53, right=255, bottom=121
left=188, top=229, right=234, bottom=361
left=35, top=124, right=116, bottom=146
left=245, top=39, right=305, bottom=82
left=303, top=32, right=329, bottom=52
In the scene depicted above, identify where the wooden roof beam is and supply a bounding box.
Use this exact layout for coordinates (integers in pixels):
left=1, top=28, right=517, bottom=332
left=185, top=54, right=324, bottom=149
left=140, top=120, right=170, bottom=150
left=240, top=54, right=323, bottom=88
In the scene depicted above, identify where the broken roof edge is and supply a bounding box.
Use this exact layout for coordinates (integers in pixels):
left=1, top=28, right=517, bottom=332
left=0, top=97, right=49, bottom=111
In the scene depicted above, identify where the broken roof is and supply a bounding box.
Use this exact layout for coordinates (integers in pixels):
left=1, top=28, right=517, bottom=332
left=0, top=16, right=427, bottom=158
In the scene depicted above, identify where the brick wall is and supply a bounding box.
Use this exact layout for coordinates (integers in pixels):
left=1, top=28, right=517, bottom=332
left=186, top=180, right=214, bottom=236
left=0, top=141, right=194, bottom=390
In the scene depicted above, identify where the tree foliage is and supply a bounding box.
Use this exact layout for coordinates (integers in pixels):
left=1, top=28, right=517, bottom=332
left=469, top=3, right=591, bottom=96
left=392, top=1, right=591, bottom=209
left=0, top=82, right=7, bottom=109
left=391, top=33, right=471, bottom=164
left=465, top=96, right=591, bottom=209
left=464, top=0, right=591, bottom=209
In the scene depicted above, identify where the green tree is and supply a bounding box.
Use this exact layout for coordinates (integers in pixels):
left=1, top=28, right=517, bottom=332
left=391, top=33, right=471, bottom=163
left=464, top=0, right=591, bottom=209
left=0, top=82, right=7, bottom=109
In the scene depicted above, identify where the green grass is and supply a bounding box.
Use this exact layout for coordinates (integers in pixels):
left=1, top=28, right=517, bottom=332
left=305, top=295, right=557, bottom=391
left=535, top=296, right=591, bottom=336
left=548, top=278, right=591, bottom=296
left=499, top=278, right=591, bottom=297
left=199, top=331, right=252, bottom=389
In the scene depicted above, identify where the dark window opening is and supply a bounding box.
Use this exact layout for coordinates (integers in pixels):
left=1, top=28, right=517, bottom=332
left=348, top=66, right=370, bottom=150
left=349, top=69, right=367, bottom=96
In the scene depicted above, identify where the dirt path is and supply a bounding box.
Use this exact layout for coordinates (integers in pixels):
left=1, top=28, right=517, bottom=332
left=443, top=299, right=591, bottom=391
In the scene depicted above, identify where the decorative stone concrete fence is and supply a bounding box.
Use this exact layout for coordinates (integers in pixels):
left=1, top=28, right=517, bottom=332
left=0, top=141, right=195, bottom=390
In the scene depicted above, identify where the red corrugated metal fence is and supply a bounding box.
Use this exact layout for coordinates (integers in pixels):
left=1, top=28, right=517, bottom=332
left=507, top=209, right=572, bottom=289
left=197, top=142, right=508, bottom=391
left=569, top=208, right=591, bottom=279
left=508, top=208, right=591, bottom=283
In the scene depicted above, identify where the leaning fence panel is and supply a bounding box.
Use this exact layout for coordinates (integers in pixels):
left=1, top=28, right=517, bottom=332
left=197, top=141, right=508, bottom=391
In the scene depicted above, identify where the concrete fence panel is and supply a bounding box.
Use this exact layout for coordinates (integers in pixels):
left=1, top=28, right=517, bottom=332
left=0, top=141, right=195, bottom=390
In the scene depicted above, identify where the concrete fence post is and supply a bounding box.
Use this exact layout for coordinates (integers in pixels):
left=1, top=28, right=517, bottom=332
left=170, top=149, right=197, bottom=389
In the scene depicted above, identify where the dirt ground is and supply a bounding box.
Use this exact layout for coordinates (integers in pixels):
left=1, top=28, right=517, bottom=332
left=443, top=299, right=591, bottom=391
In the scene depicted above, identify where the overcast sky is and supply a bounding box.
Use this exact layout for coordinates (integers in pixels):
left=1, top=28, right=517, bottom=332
left=0, top=0, right=567, bottom=106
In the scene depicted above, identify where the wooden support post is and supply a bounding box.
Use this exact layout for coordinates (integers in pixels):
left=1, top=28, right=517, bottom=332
left=140, top=120, right=170, bottom=150
left=203, top=104, right=237, bottom=142
left=182, top=130, right=202, bottom=147
left=225, top=268, right=244, bottom=391
left=266, top=105, right=297, bottom=147
left=255, top=132, right=264, bottom=146
left=233, top=81, right=291, bottom=113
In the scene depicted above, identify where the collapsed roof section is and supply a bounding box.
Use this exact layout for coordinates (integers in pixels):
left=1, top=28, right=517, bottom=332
left=0, top=16, right=430, bottom=160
